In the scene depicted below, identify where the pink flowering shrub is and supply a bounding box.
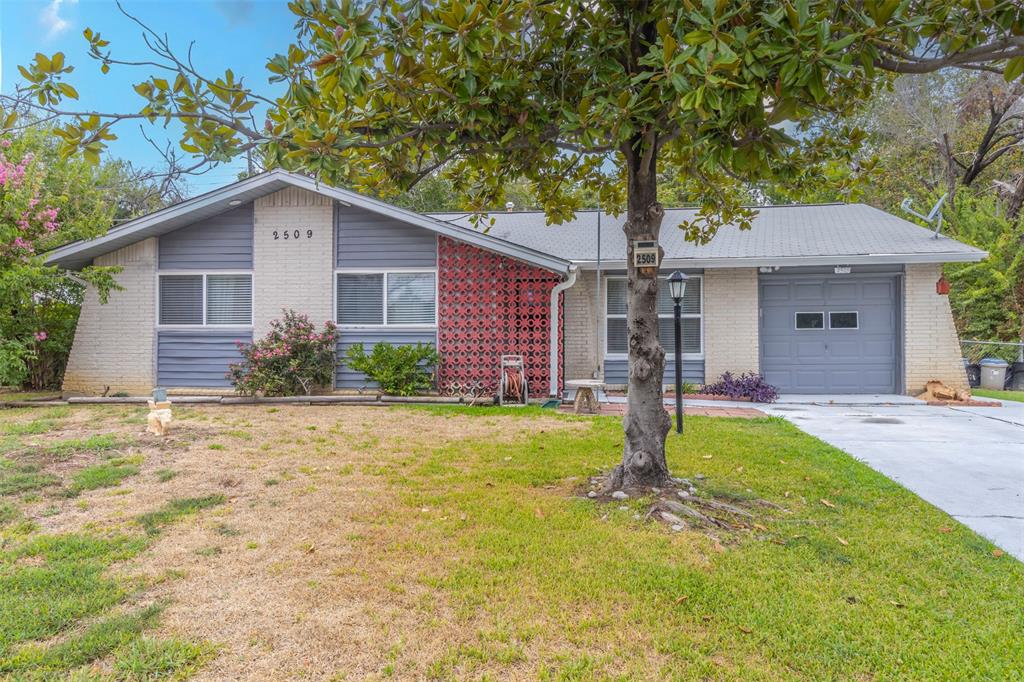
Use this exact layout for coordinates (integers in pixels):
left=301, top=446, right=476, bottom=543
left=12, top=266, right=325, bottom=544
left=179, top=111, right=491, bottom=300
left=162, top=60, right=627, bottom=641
left=0, top=129, right=123, bottom=389
left=1, top=150, right=58, bottom=260
left=0, top=143, right=66, bottom=386
left=227, top=310, right=339, bottom=396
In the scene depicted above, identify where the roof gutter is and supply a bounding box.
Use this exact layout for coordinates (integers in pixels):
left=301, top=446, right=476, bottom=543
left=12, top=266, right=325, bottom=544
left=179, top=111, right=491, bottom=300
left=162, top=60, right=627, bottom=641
left=570, top=251, right=988, bottom=269
left=549, top=265, right=578, bottom=397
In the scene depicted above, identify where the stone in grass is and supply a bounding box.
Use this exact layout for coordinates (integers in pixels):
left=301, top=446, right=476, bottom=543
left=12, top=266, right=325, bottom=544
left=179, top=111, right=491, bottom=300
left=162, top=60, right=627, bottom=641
left=587, top=490, right=598, bottom=498
left=659, top=511, right=686, bottom=525
left=671, top=524, right=684, bottom=532
left=695, top=474, right=706, bottom=481
left=677, top=490, right=690, bottom=499
left=611, top=490, right=629, bottom=500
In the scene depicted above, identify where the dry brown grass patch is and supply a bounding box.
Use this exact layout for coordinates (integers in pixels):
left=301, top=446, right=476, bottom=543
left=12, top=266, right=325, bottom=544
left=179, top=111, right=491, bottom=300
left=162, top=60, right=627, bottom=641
left=1, top=404, right=581, bottom=680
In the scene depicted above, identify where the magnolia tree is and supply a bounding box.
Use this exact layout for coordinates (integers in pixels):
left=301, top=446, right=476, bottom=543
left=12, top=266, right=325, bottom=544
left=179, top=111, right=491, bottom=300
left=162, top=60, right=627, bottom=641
left=5, top=1, right=1023, bottom=486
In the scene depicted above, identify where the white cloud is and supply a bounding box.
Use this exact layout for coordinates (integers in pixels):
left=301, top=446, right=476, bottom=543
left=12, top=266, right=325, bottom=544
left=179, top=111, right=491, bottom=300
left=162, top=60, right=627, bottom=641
left=40, top=0, right=78, bottom=40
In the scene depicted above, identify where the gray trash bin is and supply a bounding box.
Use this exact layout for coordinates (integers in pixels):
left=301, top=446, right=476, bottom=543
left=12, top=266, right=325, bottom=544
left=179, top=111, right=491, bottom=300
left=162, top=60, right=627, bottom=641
left=979, top=357, right=1009, bottom=390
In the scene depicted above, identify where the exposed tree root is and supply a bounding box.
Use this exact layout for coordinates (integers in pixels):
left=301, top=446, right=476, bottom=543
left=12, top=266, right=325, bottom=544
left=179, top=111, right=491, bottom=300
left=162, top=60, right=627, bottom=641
left=580, top=471, right=790, bottom=542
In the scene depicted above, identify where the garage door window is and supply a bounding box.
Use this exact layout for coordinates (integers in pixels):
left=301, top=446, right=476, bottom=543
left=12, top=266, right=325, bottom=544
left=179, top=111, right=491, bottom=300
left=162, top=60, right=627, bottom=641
left=829, top=311, right=859, bottom=329
left=795, top=312, right=824, bottom=330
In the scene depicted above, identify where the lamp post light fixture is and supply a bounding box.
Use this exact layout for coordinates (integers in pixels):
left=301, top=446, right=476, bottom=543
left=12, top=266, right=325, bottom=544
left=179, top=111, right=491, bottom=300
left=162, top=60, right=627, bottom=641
left=667, top=271, right=688, bottom=434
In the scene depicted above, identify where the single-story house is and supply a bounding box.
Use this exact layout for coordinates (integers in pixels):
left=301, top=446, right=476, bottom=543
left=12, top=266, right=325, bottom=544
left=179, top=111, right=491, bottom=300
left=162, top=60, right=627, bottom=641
left=45, top=169, right=985, bottom=397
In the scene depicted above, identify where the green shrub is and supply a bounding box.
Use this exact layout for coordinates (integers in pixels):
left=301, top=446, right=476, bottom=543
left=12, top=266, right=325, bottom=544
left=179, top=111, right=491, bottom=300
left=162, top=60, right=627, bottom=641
left=227, top=310, right=339, bottom=396
left=344, top=342, right=439, bottom=396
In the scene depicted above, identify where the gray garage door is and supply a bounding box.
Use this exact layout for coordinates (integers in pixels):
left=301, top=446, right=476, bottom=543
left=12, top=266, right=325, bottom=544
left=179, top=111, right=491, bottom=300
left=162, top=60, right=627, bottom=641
left=759, top=274, right=899, bottom=394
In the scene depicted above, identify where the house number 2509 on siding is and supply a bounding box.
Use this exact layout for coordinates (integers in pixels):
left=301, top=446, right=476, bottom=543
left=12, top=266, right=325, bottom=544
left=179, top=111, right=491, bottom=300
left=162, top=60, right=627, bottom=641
left=272, top=229, right=313, bottom=240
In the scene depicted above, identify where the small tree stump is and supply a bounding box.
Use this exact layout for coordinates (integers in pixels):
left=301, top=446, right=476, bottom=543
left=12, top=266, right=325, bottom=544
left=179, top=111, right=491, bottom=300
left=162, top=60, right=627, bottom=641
left=146, top=399, right=172, bottom=436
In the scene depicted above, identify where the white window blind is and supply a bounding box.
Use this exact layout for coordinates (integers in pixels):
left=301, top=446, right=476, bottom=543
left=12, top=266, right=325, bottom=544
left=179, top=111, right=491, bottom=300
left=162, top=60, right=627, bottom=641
left=159, top=275, right=203, bottom=325
left=336, top=272, right=435, bottom=326
left=386, top=272, right=435, bottom=325
left=206, top=274, right=252, bottom=325
left=337, top=273, right=384, bottom=325
left=606, top=276, right=702, bottom=355
left=159, top=274, right=251, bottom=326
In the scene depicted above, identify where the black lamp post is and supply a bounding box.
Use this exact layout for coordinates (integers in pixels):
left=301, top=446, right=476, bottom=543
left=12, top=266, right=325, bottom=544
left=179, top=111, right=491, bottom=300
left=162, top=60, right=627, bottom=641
left=667, top=271, right=688, bottom=434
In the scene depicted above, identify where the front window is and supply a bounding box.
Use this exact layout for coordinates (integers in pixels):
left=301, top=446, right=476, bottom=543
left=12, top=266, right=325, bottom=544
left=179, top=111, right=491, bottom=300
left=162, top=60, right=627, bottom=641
left=605, top=275, right=702, bottom=356
left=159, top=273, right=252, bottom=326
left=336, top=271, right=436, bottom=326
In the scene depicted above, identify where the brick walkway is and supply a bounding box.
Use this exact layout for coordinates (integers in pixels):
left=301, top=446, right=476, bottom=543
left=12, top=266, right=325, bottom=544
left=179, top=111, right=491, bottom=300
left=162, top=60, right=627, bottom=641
left=560, top=403, right=765, bottom=418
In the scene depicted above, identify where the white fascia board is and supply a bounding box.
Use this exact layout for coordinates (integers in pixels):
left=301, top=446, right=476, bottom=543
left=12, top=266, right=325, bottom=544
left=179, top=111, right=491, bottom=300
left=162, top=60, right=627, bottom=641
left=43, top=172, right=324, bottom=267
left=572, top=251, right=988, bottom=269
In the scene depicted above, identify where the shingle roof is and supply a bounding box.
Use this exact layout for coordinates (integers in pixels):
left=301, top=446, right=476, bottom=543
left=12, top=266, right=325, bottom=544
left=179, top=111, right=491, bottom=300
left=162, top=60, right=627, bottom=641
left=429, top=203, right=986, bottom=267
left=46, top=169, right=984, bottom=272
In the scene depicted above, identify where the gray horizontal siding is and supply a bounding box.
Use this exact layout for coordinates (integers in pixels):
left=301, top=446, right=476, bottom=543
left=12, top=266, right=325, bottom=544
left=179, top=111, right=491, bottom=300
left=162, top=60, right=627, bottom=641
left=336, top=329, right=437, bottom=389
left=604, top=358, right=704, bottom=386
left=158, top=204, right=254, bottom=269
left=157, top=330, right=251, bottom=387
left=336, top=205, right=437, bottom=269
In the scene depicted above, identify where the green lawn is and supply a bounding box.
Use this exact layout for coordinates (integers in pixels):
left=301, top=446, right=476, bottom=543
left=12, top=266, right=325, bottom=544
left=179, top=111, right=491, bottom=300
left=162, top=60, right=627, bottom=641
left=392, top=406, right=1024, bottom=679
left=973, top=388, right=1024, bottom=403
left=0, top=403, right=1021, bottom=679
left=0, top=406, right=222, bottom=679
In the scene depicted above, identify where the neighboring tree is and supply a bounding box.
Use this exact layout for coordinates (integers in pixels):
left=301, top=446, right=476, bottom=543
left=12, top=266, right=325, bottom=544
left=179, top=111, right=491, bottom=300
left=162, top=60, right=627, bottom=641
left=849, top=71, right=1024, bottom=209
left=4, top=1, right=1023, bottom=486
left=942, top=194, right=1024, bottom=343
left=0, top=123, right=167, bottom=389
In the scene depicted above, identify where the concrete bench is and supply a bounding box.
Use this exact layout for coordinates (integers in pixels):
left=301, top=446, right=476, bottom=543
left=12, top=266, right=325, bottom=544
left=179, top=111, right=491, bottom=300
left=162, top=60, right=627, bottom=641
left=565, top=379, right=605, bottom=414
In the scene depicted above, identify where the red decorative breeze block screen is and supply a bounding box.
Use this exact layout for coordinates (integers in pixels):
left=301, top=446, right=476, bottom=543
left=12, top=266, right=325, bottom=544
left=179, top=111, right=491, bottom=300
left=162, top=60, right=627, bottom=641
left=437, top=237, right=563, bottom=397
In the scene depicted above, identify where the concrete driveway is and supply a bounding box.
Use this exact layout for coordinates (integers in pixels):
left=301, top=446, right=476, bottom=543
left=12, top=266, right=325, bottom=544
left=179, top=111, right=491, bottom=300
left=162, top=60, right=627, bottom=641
left=757, top=397, right=1024, bottom=561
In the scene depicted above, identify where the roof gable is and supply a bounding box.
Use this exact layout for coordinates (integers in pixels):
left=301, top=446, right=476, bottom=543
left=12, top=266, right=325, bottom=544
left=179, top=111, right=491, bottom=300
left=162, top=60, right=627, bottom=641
left=44, top=170, right=571, bottom=273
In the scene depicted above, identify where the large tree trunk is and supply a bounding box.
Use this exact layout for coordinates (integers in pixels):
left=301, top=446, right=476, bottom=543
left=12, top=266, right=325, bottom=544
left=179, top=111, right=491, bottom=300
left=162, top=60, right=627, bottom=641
left=607, top=141, right=673, bottom=490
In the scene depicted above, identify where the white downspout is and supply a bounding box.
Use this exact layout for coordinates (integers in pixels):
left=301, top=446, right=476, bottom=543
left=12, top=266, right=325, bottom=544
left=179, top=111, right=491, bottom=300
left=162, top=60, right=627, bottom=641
left=549, top=265, right=578, bottom=397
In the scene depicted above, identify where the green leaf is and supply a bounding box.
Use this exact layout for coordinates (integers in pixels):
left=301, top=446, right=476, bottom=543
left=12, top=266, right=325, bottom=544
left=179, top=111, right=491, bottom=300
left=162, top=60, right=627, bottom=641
left=58, top=82, right=79, bottom=99
left=1005, top=56, right=1024, bottom=82
left=829, top=34, right=860, bottom=53
left=663, top=34, right=677, bottom=61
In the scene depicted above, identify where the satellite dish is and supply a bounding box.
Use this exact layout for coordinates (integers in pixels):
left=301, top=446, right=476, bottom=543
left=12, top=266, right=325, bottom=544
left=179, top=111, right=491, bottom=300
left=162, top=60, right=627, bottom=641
left=901, top=194, right=948, bottom=239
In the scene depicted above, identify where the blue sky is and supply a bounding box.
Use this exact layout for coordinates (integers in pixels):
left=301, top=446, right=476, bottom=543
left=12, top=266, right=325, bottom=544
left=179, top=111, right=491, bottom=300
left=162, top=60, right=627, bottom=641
left=1, top=0, right=296, bottom=193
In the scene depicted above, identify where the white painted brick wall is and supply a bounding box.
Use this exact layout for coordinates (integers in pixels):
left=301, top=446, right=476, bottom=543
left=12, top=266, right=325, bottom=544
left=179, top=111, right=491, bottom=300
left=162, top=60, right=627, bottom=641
left=62, top=238, right=157, bottom=395
left=563, top=270, right=600, bottom=379
left=704, top=268, right=760, bottom=381
left=253, top=188, right=334, bottom=337
left=904, top=263, right=968, bottom=393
